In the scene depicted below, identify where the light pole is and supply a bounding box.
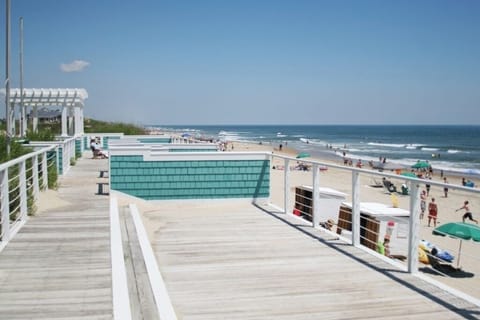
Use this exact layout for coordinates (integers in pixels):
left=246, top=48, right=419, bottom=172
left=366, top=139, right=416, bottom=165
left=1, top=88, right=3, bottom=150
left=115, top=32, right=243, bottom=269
left=20, top=17, right=25, bottom=137
left=5, top=0, right=11, bottom=155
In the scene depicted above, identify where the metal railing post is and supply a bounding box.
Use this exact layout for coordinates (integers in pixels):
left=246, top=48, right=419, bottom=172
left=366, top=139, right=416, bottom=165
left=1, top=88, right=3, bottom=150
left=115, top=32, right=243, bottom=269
left=284, top=158, right=290, bottom=214
left=19, top=160, right=27, bottom=219
left=312, top=164, right=320, bottom=228
left=352, top=171, right=360, bottom=247
left=42, top=152, right=48, bottom=189
left=32, top=155, right=39, bottom=200
left=408, top=182, right=420, bottom=273
left=1, top=169, right=10, bottom=242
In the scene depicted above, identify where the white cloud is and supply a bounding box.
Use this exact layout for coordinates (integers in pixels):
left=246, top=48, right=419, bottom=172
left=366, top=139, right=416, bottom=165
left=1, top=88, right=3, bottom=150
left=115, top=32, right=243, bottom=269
left=60, top=60, right=90, bottom=72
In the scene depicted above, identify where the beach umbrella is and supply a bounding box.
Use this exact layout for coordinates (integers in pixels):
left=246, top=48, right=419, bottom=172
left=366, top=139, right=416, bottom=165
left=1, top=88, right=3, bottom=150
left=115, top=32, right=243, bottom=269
left=432, top=222, right=480, bottom=267
left=411, top=161, right=430, bottom=169
left=296, top=152, right=310, bottom=159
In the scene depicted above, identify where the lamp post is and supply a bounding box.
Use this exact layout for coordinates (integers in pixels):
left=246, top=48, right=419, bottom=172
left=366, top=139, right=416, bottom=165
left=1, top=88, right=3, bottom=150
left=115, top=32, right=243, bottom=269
left=5, top=0, right=11, bottom=155
left=20, top=17, right=25, bottom=137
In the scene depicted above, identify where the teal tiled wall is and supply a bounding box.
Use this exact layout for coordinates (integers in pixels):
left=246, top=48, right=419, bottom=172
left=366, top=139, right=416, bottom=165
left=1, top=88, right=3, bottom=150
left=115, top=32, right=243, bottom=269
left=110, top=155, right=270, bottom=200
left=169, top=148, right=216, bottom=152
left=58, top=147, right=63, bottom=175
left=138, top=137, right=172, bottom=143
left=83, top=137, right=88, bottom=151
left=75, top=139, right=82, bottom=157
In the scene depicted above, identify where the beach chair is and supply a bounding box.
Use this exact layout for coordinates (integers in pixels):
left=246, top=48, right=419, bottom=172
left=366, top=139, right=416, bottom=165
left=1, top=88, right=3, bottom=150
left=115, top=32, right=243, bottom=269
left=369, top=177, right=383, bottom=188
left=91, top=146, right=103, bottom=159
left=382, top=178, right=397, bottom=194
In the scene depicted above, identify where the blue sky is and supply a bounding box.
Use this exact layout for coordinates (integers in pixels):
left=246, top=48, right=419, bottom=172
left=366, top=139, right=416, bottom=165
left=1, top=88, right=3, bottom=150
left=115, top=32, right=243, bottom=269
left=1, top=0, right=479, bottom=125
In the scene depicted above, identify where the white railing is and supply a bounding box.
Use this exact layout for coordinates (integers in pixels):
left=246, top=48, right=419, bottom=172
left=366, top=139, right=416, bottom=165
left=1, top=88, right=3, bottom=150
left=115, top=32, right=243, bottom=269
left=0, top=145, right=58, bottom=251
left=58, top=136, right=76, bottom=175
left=270, top=153, right=480, bottom=304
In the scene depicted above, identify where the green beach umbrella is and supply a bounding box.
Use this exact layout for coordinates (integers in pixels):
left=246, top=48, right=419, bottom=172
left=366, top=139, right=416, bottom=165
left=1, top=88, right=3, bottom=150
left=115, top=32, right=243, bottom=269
left=411, top=161, right=430, bottom=169
left=296, top=152, right=310, bottom=159
left=433, top=222, right=480, bottom=267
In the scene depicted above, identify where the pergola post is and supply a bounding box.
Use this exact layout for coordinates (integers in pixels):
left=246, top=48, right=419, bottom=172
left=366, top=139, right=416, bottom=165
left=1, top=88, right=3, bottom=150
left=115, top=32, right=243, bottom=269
left=74, top=105, right=82, bottom=135
left=61, top=105, right=68, bottom=137
left=67, top=106, right=74, bottom=136
left=32, top=105, right=38, bottom=133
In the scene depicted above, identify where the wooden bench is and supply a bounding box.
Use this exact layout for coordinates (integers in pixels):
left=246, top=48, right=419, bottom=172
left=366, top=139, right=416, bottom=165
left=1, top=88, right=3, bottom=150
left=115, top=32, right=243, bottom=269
left=96, top=182, right=109, bottom=195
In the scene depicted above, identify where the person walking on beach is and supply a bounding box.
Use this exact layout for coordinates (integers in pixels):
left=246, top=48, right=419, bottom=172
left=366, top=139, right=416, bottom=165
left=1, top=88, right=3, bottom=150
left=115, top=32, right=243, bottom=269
left=425, top=178, right=431, bottom=196
left=428, top=198, right=438, bottom=227
left=443, top=177, right=449, bottom=198
left=420, top=190, right=427, bottom=220
left=455, top=201, right=479, bottom=224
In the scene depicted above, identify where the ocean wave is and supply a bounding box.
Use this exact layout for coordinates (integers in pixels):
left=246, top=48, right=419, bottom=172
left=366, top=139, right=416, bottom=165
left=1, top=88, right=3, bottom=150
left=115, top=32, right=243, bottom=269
left=421, top=147, right=439, bottom=151
left=405, top=144, right=423, bottom=149
left=368, top=142, right=405, bottom=148
left=447, top=149, right=461, bottom=154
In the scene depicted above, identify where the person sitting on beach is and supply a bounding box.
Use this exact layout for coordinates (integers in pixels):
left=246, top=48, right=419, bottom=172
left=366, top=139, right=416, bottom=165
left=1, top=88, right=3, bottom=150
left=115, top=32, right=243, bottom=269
left=456, top=201, right=479, bottom=224
left=382, top=177, right=397, bottom=193
left=319, top=219, right=335, bottom=231
left=356, top=159, right=362, bottom=168
left=377, top=235, right=391, bottom=256
left=377, top=235, right=407, bottom=261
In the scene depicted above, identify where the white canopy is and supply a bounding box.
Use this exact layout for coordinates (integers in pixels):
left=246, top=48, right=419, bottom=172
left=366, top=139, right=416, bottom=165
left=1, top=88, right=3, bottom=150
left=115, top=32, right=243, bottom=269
left=3, top=88, right=88, bottom=107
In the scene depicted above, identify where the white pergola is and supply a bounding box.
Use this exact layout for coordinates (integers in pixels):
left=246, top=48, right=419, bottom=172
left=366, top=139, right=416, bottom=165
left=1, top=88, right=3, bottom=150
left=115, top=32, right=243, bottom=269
left=2, top=88, right=88, bottom=137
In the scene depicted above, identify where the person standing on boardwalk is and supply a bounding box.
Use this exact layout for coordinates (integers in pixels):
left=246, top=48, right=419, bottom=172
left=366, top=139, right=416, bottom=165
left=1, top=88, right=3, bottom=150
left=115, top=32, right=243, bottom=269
left=456, top=201, right=479, bottom=224
left=428, top=198, right=438, bottom=227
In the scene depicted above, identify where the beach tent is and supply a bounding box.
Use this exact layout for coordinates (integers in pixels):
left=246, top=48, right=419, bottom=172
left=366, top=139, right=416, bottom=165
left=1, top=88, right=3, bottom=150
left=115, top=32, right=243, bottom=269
left=433, top=222, right=480, bottom=267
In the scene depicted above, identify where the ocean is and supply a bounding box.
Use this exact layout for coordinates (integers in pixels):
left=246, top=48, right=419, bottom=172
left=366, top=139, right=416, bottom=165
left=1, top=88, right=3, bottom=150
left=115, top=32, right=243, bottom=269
left=150, top=125, right=480, bottom=176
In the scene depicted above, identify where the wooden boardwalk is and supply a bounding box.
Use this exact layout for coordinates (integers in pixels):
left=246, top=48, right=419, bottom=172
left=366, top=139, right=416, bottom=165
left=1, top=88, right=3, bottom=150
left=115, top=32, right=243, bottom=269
left=143, top=201, right=480, bottom=320
left=1, top=154, right=480, bottom=319
left=0, top=156, right=112, bottom=319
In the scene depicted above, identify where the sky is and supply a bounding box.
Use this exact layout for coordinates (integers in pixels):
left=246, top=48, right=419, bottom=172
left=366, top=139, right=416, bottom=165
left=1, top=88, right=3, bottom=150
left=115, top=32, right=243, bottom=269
left=0, top=0, right=479, bottom=125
